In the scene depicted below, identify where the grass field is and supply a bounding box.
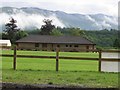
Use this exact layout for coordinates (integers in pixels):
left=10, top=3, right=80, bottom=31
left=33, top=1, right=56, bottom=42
left=1, top=50, right=119, bottom=88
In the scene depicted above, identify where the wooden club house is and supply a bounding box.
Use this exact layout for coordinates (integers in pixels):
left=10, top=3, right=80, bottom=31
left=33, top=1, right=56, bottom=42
left=16, top=35, right=96, bottom=52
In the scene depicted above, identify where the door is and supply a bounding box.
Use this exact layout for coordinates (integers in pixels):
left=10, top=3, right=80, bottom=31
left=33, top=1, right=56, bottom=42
left=42, top=44, right=47, bottom=51
left=86, top=45, right=89, bottom=52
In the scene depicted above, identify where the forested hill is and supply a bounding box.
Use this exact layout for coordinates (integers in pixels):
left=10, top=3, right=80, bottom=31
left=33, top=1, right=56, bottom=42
left=1, top=7, right=117, bottom=30
left=84, top=30, right=118, bottom=48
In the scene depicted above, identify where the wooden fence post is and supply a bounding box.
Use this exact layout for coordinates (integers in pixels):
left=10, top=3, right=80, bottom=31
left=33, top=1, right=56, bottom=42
left=13, top=45, right=17, bottom=70
left=56, top=47, right=59, bottom=72
left=98, top=50, right=102, bottom=72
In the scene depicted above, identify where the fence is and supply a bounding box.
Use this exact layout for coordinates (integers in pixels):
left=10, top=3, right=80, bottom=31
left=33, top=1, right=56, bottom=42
left=1, top=46, right=120, bottom=72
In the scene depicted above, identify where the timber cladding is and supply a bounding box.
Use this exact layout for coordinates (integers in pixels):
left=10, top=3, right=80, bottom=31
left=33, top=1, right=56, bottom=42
left=16, top=35, right=96, bottom=51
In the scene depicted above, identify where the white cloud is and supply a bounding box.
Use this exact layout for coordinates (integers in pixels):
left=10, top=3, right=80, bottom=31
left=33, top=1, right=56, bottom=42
left=0, top=0, right=119, bottom=16
left=0, top=13, right=10, bottom=25
left=84, top=14, right=118, bottom=29
left=85, top=15, right=96, bottom=22
left=101, top=21, right=112, bottom=28
left=104, top=16, right=118, bottom=25
left=0, top=12, right=65, bottom=30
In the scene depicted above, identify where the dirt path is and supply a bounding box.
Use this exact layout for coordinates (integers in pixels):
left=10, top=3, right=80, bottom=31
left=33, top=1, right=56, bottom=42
left=1, top=82, right=118, bottom=90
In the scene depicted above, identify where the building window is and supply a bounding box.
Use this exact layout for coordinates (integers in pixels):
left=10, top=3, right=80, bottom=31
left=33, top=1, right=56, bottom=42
left=86, top=46, right=89, bottom=49
left=66, top=45, right=68, bottom=47
left=70, top=45, right=72, bottom=47
left=57, top=45, right=60, bottom=47
left=35, top=43, right=39, bottom=47
left=42, top=44, right=47, bottom=48
left=74, top=45, right=78, bottom=47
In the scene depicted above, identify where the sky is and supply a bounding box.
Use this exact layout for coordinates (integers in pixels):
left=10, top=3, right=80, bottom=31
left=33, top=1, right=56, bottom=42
left=0, top=0, right=119, bottom=16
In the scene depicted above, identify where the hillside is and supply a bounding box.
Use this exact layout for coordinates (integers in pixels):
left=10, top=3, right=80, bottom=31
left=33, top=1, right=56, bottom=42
left=0, top=7, right=118, bottom=31
left=84, top=30, right=118, bottom=48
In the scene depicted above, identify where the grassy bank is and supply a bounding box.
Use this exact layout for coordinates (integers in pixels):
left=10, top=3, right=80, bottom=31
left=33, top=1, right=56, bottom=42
left=1, top=50, right=119, bottom=88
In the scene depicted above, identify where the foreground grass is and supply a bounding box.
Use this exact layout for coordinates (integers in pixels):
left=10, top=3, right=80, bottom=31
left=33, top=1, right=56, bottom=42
left=1, top=50, right=119, bottom=88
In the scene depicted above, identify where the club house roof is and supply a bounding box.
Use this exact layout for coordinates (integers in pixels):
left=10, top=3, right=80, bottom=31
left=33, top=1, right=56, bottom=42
left=16, top=35, right=95, bottom=45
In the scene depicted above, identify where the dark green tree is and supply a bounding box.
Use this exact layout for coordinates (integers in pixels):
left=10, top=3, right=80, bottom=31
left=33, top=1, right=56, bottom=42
left=0, top=33, right=2, bottom=39
left=4, top=17, right=20, bottom=44
left=113, top=38, right=120, bottom=48
left=68, top=28, right=85, bottom=36
left=15, top=30, right=28, bottom=40
left=50, top=28, right=63, bottom=36
left=40, top=19, right=55, bottom=35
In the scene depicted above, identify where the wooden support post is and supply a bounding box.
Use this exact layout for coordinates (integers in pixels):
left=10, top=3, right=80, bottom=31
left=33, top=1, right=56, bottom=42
left=56, top=47, right=59, bottom=72
left=13, top=45, right=17, bottom=70
left=98, top=50, right=102, bottom=72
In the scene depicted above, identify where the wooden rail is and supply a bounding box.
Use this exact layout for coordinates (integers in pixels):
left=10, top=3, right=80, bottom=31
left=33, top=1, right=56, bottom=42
left=0, top=46, right=120, bottom=72
left=1, top=54, right=119, bottom=61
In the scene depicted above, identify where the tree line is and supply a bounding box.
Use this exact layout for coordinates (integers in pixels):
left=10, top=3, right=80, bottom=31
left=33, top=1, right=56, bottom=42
left=1, top=17, right=119, bottom=49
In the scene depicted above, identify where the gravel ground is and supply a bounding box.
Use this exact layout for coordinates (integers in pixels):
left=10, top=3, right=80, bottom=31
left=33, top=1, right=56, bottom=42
left=1, top=82, right=118, bottom=90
